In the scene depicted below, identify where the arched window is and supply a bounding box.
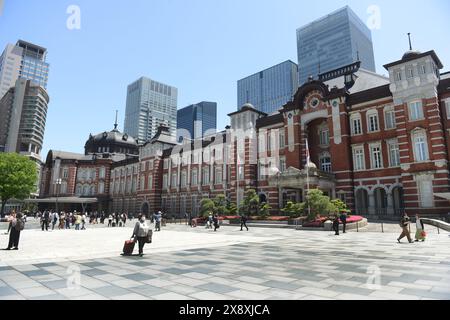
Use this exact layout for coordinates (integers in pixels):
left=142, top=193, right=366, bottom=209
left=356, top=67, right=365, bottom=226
left=350, top=113, right=362, bottom=135
left=412, top=129, right=429, bottom=162
left=318, top=123, right=330, bottom=146
left=384, top=105, right=396, bottom=129
left=319, top=152, right=332, bottom=173
left=366, top=110, right=379, bottom=132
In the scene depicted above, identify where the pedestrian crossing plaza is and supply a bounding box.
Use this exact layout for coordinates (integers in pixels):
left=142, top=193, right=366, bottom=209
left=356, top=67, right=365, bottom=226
left=0, top=223, right=450, bottom=300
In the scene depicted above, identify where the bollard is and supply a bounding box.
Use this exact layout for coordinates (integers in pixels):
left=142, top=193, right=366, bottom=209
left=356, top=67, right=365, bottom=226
left=356, top=221, right=359, bottom=233
left=381, top=222, right=384, bottom=233
left=437, top=227, right=440, bottom=235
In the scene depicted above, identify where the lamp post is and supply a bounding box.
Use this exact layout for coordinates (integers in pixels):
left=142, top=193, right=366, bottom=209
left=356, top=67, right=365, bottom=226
left=55, top=179, right=62, bottom=213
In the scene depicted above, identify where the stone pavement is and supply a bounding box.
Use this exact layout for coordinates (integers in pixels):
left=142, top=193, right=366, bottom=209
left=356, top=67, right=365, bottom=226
left=0, top=224, right=449, bottom=300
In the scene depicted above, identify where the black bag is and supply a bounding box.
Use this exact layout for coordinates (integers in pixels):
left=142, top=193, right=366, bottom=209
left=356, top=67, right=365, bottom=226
left=15, top=219, right=25, bottom=231
left=146, top=230, right=153, bottom=244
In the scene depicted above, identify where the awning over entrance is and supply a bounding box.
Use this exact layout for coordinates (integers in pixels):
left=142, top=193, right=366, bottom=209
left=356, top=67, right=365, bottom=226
left=24, top=197, right=98, bottom=204
left=434, top=193, right=450, bottom=201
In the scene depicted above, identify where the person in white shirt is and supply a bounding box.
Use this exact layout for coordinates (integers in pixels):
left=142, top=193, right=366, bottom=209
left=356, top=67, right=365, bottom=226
left=132, top=214, right=150, bottom=257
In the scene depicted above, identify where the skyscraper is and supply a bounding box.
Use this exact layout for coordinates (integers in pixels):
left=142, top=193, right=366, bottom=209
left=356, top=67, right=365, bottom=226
left=177, top=101, right=217, bottom=142
left=237, top=60, right=299, bottom=114
left=0, top=78, right=50, bottom=159
left=296, top=6, right=376, bottom=85
left=124, top=77, right=178, bottom=142
left=0, top=40, right=50, bottom=98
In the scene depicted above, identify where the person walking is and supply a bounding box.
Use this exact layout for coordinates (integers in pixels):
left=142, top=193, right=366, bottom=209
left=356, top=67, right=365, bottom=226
left=339, top=211, right=348, bottom=234
left=75, top=212, right=82, bottom=230
left=123, top=213, right=127, bottom=227
left=108, top=214, right=113, bottom=227
left=415, top=214, right=426, bottom=242
left=41, top=210, right=50, bottom=231
left=51, top=211, right=59, bottom=230
left=115, top=213, right=120, bottom=228
left=207, top=213, right=213, bottom=229
left=397, top=213, right=413, bottom=243
left=131, top=214, right=150, bottom=257
left=213, top=214, right=220, bottom=232
left=240, top=214, right=249, bottom=231
left=333, top=215, right=340, bottom=236
left=5, top=212, right=24, bottom=250
left=59, top=212, right=65, bottom=230
left=65, top=213, right=70, bottom=229
left=154, top=211, right=162, bottom=232
left=81, top=213, right=86, bottom=230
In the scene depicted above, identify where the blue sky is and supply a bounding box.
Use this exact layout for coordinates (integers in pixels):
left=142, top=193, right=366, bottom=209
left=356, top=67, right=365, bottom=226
left=1, top=0, right=449, bottom=156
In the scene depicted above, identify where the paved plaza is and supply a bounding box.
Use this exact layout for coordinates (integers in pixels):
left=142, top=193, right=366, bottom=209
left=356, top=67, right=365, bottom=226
left=0, top=222, right=450, bottom=300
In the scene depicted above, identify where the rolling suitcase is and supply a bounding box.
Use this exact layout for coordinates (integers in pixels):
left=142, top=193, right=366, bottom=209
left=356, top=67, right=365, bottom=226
left=123, top=240, right=135, bottom=256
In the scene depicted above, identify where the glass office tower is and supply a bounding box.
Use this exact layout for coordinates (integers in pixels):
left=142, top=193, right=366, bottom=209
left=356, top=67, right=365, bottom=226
left=124, top=77, right=178, bottom=142
left=177, top=101, right=217, bottom=142
left=237, top=60, right=299, bottom=114
left=0, top=40, right=50, bottom=98
left=297, top=6, right=376, bottom=85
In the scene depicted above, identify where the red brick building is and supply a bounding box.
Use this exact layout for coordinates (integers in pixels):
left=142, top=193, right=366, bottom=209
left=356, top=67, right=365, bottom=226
left=42, top=49, right=450, bottom=219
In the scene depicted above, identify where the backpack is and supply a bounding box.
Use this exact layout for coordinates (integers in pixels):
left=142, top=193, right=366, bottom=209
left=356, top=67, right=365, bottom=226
left=15, top=218, right=25, bottom=231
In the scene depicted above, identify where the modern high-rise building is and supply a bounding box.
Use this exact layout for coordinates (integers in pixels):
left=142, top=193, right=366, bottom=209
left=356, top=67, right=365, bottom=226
left=177, top=101, right=217, bottom=142
left=0, top=78, right=50, bottom=160
left=0, top=40, right=50, bottom=98
left=296, top=6, right=376, bottom=85
left=237, top=60, right=299, bottom=114
left=124, top=77, right=178, bottom=142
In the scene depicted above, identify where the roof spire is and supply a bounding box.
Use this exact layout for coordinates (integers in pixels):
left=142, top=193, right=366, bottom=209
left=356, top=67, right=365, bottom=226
left=407, top=33, right=413, bottom=51
left=114, top=110, right=118, bottom=131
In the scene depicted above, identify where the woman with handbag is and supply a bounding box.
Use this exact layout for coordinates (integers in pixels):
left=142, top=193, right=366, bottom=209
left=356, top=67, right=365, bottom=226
left=132, top=214, right=150, bottom=257
left=415, top=214, right=426, bottom=242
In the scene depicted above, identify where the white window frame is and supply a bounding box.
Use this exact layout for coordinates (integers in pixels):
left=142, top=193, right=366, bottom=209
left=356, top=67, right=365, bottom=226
left=162, top=174, right=168, bottom=189
left=319, top=152, right=332, bottom=173
left=369, top=143, right=383, bottom=169
left=350, top=113, right=362, bottom=136
left=279, top=156, right=286, bottom=172
left=445, top=99, right=450, bottom=119
left=319, top=126, right=330, bottom=146
left=409, top=100, right=424, bottom=121
left=171, top=172, right=178, bottom=188
left=279, top=130, right=285, bottom=148
left=412, top=129, right=429, bottom=162
left=215, top=167, right=223, bottom=184
left=387, top=139, right=400, bottom=167
left=148, top=175, right=153, bottom=189
left=202, top=167, right=210, bottom=185
left=366, top=110, right=380, bottom=133
left=384, top=106, right=396, bottom=130
left=181, top=170, right=187, bottom=187
left=352, top=145, right=365, bottom=171
left=191, top=169, right=198, bottom=186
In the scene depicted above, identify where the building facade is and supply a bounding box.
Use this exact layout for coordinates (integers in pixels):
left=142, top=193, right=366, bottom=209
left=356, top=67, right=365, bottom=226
left=237, top=60, right=299, bottom=114
left=124, top=77, right=178, bottom=142
left=0, top=40, right=49, bottom=98
left=297, top=6, right=376, bottom=85
left=177, top=101, right=217, bottom=142
left=41, top=49, right=450, bottom=219
left=0, top=78, right=50, bottom=159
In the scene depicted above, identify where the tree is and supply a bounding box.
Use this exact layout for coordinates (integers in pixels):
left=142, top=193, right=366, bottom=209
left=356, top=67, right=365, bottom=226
left=213, top=194, right=229, bottom=216
left=302, top=189, right=337, bottom=221
left=0, top=153, right=38, bottom=217
left=331, top=199, right=350, bottom=214
left=199, top=198, right=215, bottom=218
left=239, top=189, right=259, bottom=217
left=281, top=201, right=303, bottom=218
left=259, top=202, right=271, bottom=219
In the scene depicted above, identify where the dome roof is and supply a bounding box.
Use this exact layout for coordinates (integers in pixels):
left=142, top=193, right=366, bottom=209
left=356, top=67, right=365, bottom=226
left=85, top=125, right=139, bottom=156
left=402, top=50, right=421, bottom=60
left=241, top=103, right=256, bottom=110
left=89, top=129, right=138, bottom=146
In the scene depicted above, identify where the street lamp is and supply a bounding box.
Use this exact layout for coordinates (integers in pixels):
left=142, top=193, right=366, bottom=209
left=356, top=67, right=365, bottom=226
left=55, top=179, right=62, bottom=213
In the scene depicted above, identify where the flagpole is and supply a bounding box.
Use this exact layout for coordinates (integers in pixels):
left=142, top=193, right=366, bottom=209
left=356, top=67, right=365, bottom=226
left=305, top=138, right=311, bottom=218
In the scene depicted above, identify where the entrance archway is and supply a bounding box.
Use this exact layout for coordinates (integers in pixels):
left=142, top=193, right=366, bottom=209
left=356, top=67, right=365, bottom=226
left=392, top=186, right=405, bottom=216
left=355, top=189, right=369, bottom=215
left=141, top=202, right=150, bottom=218
left=374, top=188, right=387, bottom=215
